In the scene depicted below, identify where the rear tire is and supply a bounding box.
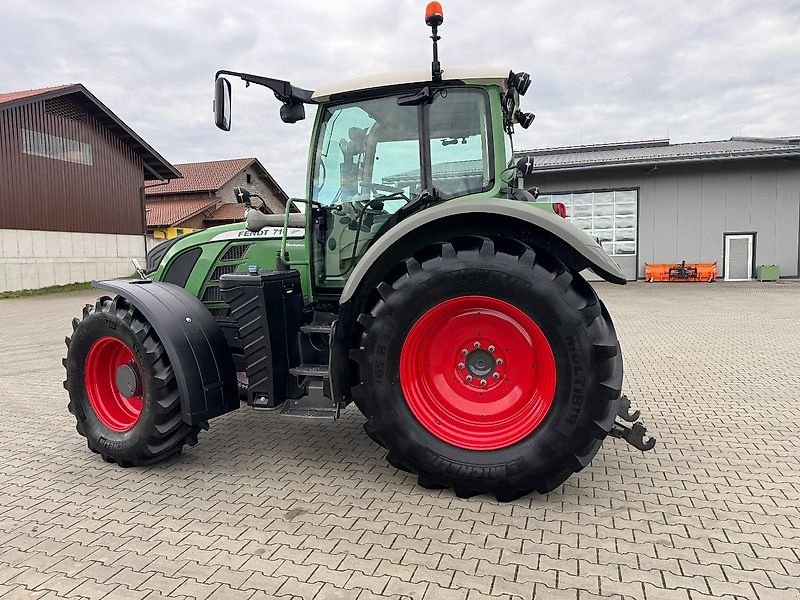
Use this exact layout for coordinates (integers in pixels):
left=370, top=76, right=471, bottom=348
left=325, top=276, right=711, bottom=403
left=64, top=296, right=204, bottom=467
left=351, top=236, right=622, bottom=501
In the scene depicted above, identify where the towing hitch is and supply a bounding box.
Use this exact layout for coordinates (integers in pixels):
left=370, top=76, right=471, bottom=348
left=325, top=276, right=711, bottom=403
left=610, top=395, right=657, bottom=451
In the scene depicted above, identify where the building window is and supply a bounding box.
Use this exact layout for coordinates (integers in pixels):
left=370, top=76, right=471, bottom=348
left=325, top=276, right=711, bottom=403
left=21, top=128, right=93, bottom=165
left=176, top=228, right=185, bottom=236
left=246, top=173, right=252, bottom=184
left=539, top=189, right=637, bottom=256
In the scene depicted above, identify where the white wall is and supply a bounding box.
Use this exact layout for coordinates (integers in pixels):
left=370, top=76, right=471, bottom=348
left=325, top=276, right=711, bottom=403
left=0, top=229, right=145, bottom=292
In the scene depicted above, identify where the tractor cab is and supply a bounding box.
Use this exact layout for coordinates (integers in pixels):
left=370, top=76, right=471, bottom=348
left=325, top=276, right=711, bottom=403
left=306, top=68, right=519, bottom=288
left=215, top=65, right=536, bottom=289
left=212, top=3, right=536, bottom=291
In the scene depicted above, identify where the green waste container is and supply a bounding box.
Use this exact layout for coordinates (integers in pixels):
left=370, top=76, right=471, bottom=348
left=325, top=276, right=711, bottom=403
left=757, top=265, right=780, bottom=281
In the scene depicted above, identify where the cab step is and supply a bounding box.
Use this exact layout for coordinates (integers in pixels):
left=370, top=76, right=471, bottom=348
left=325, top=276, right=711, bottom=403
left=289, top=364, right=330, bottom=378
left=280, top=380, right=339, bottom=420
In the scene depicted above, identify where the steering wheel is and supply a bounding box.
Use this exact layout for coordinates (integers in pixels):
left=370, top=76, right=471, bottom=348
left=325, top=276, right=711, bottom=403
left=361, top=182, right=405, bottom=195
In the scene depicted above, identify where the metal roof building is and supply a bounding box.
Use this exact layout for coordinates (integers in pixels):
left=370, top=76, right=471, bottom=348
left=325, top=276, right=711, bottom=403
left=516, top=137, right=800, bottom=281
left=0, top=84, right=178, bottom=292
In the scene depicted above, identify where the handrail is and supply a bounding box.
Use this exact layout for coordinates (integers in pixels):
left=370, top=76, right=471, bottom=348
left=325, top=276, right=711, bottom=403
left=280, top=198, right=309, bottom=266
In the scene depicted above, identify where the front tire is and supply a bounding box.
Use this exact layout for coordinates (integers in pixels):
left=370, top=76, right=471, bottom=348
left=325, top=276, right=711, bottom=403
left=351, top=236, right=622, bottom=501
left=64, top=296, right=204, bottom=466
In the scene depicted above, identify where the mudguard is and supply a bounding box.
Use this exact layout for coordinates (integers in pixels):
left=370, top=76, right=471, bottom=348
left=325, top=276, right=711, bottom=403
left=92, top=279, right=238, bottom=424
left=340, top=198, right=626, bottom=303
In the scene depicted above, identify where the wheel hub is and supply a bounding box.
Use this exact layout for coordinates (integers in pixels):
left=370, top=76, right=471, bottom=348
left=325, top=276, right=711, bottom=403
left=465, top=348, right=495, bottom=378
left=115, top=363, right=140, bottom=399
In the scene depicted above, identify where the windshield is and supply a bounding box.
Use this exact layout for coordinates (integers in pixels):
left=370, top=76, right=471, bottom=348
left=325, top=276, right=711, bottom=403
left=311, top=88, right=492, bottom=208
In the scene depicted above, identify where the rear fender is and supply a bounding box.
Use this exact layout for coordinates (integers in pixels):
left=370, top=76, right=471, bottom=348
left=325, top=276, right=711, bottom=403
left=331, top=199, right=626, bottom=405
left=339, top=198, right=626, bottom=305
left=92, top=279, right=238, bottom=425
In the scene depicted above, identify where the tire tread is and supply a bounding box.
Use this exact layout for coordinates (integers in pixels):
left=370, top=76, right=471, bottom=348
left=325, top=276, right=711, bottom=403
left=350, top=235, right=623, bottom=501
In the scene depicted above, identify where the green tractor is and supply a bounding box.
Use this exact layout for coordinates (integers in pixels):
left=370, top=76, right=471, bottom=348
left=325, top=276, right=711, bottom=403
left=64, top=3, right=654, bottom=501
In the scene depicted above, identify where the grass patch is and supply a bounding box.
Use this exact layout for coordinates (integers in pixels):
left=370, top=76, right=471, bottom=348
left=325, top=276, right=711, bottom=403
left=0, top=281, right=94, bottom=300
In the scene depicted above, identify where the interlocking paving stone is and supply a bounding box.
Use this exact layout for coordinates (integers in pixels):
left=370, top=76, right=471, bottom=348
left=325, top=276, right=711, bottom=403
left=1, top=282, right=800, bottom=599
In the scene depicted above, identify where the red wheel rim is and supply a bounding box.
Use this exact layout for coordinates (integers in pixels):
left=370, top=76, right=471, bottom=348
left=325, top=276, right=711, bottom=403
left=399, top=296, right=556, bottom=450
left=84, top=336, right=143, bottom=432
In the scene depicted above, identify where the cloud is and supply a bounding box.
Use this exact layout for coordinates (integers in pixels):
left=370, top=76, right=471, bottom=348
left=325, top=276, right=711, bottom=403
left=2, top=0, right=798, bottom=196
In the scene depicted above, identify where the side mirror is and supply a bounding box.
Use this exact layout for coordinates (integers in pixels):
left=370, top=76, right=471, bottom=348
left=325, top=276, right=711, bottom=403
left=280, top=101, right=305, bottom=124
left=214, top=77, right=232, bottom=131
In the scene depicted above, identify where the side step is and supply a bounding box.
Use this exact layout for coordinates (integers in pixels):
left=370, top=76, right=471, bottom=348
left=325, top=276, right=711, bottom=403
left=284, top=313, right=338, bottom=420
left=281, top=380, right=339, bottom=420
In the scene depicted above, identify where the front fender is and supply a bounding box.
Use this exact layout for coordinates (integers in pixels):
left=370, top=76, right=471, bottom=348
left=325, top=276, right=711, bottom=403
left=339, top=198, right=626, bottom=304
left=92, top=279, right=238, bottom=425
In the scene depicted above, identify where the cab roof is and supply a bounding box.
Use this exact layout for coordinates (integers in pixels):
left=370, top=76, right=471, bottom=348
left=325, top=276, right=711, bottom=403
left=312, top=66, right=509, bottom=102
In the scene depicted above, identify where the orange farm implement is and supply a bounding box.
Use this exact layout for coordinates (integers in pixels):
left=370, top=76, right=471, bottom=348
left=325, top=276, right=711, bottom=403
left=645, top=261, right=717, bottom=283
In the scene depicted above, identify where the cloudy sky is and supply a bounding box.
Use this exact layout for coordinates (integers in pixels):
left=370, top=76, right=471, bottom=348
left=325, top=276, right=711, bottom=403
left=2, top=1, right=799, bottom=196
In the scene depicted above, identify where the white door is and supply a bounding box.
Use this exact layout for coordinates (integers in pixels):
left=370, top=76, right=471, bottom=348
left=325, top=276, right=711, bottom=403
left=724, top=234, right=753, bottom=281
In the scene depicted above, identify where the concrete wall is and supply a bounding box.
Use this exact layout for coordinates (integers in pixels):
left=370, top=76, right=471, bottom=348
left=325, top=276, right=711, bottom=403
left=527, top=159, right=800, bottom=278
left=0, top=229, right=145, bottom=292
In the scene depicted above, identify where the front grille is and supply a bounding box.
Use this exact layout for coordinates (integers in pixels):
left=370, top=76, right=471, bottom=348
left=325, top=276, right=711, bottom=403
left=211, top=264, right=238, bottom=281
left=202, top=244, right=252, bottom=308
left=202, top=286, right=224, bottom=303
left=221, top=244, right=251, bottom=262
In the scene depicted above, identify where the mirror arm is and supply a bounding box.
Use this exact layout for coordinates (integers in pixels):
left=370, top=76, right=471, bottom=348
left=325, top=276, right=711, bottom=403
left=215, top=70, right=316, bottom=105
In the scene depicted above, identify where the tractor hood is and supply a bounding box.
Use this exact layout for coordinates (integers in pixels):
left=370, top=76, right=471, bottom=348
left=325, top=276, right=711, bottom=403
left=145, top=220, right=311, bottom=303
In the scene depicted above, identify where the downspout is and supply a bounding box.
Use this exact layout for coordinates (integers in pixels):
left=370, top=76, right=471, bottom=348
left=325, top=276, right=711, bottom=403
left=141, top=170, right=171, bottom=254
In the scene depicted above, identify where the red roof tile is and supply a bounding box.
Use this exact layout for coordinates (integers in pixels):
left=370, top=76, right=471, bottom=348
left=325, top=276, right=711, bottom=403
left=0, top=84, right=76, bottom=105
left=146, top=199, right=216, bottom=227
left=144, top=158, right=255, bottom=195
left=204, top=202, right=248, bottom=222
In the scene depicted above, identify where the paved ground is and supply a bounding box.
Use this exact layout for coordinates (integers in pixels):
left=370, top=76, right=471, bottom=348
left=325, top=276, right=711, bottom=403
left=0, top=282, right=799, bottom=600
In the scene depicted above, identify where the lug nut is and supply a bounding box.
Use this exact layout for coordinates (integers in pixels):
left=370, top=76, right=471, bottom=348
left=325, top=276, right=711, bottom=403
left=480, top=379, right=487, bottom=387
left=473, top=341, right=480, bottom=349
left=488, top=345, right=495, bottom=353
left=492, top=372, right=500, bottom=380
left=496, top=358, right=504, bottom=366
left=458, top=362, right=465, bottom=369
left=461, top=348, right=468, bottom=356
left=465, top=375, right=473, bottom=382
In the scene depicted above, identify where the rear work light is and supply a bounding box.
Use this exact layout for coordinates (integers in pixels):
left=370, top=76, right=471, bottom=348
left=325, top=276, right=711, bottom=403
left=552, top=202, right=567, bottom=218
